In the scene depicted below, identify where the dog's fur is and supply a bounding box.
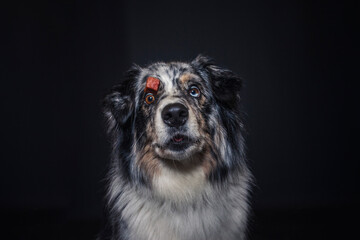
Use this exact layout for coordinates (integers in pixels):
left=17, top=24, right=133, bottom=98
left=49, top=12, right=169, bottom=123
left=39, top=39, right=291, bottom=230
left=100, top=55, right=252, bottom=240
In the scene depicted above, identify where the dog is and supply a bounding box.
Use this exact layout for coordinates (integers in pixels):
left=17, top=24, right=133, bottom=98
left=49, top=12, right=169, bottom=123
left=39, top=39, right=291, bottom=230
left=100, top=55, right=252, bottom=240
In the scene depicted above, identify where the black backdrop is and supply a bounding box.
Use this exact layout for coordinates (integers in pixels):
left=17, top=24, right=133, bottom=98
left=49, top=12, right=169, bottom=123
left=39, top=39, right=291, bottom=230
left=2, top=0, right=359, bottom=239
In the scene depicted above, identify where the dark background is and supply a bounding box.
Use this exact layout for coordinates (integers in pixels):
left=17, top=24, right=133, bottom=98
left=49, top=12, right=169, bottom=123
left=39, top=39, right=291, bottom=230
left=2, top=0, right=359, bottom=239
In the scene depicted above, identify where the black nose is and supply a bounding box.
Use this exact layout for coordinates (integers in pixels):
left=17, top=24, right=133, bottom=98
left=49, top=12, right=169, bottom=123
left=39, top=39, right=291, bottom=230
left=161, top=103, right=188, bottom=127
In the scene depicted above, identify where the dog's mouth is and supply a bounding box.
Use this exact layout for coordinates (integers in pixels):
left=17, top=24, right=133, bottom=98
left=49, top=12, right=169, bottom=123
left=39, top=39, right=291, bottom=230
left=166, top=134, right=192, bottom=152
left=153, top=132, right=203, bottom=161
left=172, top=134, right=186, bottom=143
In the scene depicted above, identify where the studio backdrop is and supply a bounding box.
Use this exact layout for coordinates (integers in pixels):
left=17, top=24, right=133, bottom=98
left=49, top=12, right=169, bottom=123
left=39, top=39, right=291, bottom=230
left=2, top=0, right=359, bottom=239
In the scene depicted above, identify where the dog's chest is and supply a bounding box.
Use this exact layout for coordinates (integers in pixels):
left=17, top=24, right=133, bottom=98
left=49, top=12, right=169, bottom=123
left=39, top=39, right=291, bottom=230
left=117, top=165, right=247, bottom=240
left=121, top=195, right=231, bottom=240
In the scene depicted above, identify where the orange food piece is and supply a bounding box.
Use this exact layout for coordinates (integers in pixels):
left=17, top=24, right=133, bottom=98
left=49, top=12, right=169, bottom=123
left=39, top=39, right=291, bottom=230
left=145, top=77, right=160, bottom=94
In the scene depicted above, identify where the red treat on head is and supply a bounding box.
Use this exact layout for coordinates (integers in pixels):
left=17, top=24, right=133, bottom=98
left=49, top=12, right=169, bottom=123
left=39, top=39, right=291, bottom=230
left=145, top=77, right=160, bottom=94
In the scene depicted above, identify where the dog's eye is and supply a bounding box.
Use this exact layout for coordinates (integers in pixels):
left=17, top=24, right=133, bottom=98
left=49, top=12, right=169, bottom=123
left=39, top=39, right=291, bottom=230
left=189, top=86, right=201, bottom=98
left=145, top=93, right=155, bottom=104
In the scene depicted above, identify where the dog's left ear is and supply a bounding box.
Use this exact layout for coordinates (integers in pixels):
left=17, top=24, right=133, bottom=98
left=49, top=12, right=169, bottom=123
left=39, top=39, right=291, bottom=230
left=103, top=66, right=140, bottom=128
left=191, top=55, right=242, bottom=108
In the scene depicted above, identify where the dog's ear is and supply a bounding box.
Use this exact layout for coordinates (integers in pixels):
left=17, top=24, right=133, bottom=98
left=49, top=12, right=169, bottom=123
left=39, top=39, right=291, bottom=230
left=191, top=55, right=242, bottom=108
left=103, top=65, right=140, bottom=127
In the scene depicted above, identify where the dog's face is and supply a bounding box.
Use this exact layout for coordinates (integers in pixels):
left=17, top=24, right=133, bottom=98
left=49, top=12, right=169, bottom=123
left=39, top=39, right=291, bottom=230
left=104, top=55, right=244, bottom=186
left=138, top=64, right=210, bottom=161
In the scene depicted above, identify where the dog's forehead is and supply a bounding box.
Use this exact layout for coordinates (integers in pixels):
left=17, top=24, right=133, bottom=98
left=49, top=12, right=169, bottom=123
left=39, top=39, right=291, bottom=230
left=143, top=62, right=193, bottom=94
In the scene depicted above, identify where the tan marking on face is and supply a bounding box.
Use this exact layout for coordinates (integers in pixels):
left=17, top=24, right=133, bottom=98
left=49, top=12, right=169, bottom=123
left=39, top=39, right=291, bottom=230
left=137, top=144, right=161, bottom=178
left=201, top=146, right=217, bottom=176
left=136, top=122, right=161, bottom=178
left=198, top=112, right=206, bottom=132
left=199, top=94, right=206, bottom=106
left=179, top=73, right=197, bottom=86
left=141, top=103, right=151, bottom=116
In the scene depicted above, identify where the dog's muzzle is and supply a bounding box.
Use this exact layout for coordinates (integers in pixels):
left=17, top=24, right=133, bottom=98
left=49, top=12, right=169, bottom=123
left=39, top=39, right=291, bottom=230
left=161, top=103, right=193, bottom=152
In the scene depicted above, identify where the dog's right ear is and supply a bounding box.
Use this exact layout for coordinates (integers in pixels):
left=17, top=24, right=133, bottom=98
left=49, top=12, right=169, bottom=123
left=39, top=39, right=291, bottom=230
left=191, top=55, right=242, bottom=109
left=103, top=66, right=140, bottom=127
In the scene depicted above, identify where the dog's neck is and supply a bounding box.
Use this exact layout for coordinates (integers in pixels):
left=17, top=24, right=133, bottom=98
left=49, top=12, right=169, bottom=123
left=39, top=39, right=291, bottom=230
left=150, top=149, right=215, bottom=203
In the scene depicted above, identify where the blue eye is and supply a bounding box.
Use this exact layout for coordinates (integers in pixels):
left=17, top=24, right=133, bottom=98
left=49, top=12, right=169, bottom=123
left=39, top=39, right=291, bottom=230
left=189, top=86, right=200, bottom=98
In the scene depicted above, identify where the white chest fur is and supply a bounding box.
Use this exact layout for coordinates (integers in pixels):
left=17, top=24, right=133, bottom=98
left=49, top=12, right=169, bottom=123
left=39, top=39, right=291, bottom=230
left=116, top=165, right=249, bottom=240
left=152, top=163, right=207, bottom=203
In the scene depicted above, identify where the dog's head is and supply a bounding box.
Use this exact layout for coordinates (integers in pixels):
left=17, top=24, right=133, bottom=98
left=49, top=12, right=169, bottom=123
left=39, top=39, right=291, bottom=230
left=104, top=55, right=245, bottom=190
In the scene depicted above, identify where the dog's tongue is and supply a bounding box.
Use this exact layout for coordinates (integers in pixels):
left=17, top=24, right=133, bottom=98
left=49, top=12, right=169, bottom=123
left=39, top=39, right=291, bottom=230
left=173, top=136, right=184, bottom=142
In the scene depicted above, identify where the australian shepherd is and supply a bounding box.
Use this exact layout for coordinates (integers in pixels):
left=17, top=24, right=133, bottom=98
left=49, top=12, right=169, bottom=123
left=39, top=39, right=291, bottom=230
left=100, top=55, right=252, bottom=240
